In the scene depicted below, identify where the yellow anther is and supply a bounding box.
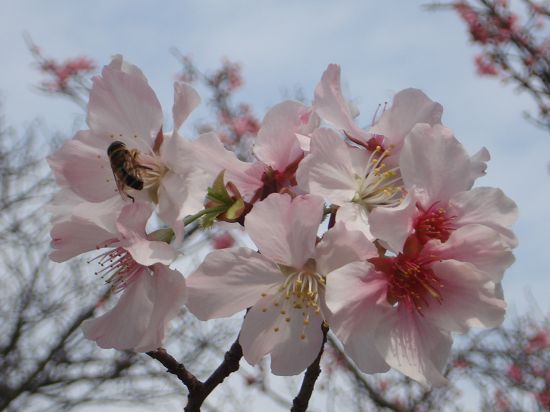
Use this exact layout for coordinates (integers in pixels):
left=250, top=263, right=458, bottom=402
left=285, top=317, right=291, bottom=322
left=274, top=327, right=279, bottom=332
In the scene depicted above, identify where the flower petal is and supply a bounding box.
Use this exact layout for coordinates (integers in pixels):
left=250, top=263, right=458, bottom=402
left=335, top=202, right=373, bottom=239
left=245, top=194, right=324, bottom=267
left=50, top=218, right=116, bottom=262
left=125, top=240, right=177, bottom=267
left=325, top=261, right=390, bottom=373
left=314, top=222, right=377, bottom=275
left=171, top=132, right=263, bottom=201
left=450, top=187, right=518, bottom=248
left=375, top=307, right=452, bottom=386
left=157, top=169, right=209, bottom=230
left=81, top=269, right=153, bottom=350
left=47, top=131, right=118, bottom=203
left=239, top=294, right=288, bottom=366
left=424, top=260, right=506, bottom=333
left=116, top=202, right=152, bottom=240
left=400, top=124, right=484, bottom=202
left=134, top=264, right=187, bottom=352
left=368, top=191, right=417, bottom=252
left=186, top=248, right=282, bottom=320
left=426, top=224, right=515, bottom=281
left=313, top=64, right=369, bottom=141
left=296, top=128, right=360, bottom=204
left=269, top=309, right=324, bottom=375
left=87, top=56, right=162, bottom=153
left=370, top=88, right=443, bottom=149
left=253, top=101, right=309, bottom=171
left=173, top=82, right=201, bottom=131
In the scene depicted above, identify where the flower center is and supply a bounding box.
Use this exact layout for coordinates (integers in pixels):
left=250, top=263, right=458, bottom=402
left=136, top=152, right=167, bottom=191
left=259, top=259, right=325, bottom=339
left=279, top=259, right=325, bottom=314
left=370, top=254, right=443, bottom=315
left=414, top=202, right=456, bottom=244
left=89, top=246, right=144, bottom=293
left=353, top=145, right=403, bottom=211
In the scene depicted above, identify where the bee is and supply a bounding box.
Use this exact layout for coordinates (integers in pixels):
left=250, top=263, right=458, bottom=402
left=107, top=141, right=147, bottom=202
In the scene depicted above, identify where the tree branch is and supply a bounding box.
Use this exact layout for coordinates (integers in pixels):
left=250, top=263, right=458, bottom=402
left=148, top=335, right=243, bottom=412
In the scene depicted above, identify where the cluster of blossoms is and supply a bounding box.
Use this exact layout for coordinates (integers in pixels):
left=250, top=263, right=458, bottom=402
left=48, top=56, right=517, bottom=385
left=28, top=40, right=96, bottom=94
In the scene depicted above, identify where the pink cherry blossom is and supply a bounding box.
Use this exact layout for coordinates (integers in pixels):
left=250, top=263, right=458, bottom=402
left=82, top=262, right=186, bottom=352
left=326, top=231, right=509, bottom=385
left=186, top=193, right=377, bottom=375
left=182, top=100, right=320, bottom=204
left=50, top=202, right=185, bottom=351
left=48, top=55, right=209, bottom=234
left=369, top=123, right=517, bottom=252
left=50, top=201, right=176, bottom=265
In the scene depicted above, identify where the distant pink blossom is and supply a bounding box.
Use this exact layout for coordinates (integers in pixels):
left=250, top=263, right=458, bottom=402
left=212, top=231, right=235, bottom=249
left=475, top=54, right=499, bottom=75
left=526, top=330, right=549, bottom=353
left=507, top=363, right=523, bottom=383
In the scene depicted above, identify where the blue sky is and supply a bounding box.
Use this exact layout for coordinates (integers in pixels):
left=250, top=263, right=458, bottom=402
left=2, top=1, right=549, bottom=410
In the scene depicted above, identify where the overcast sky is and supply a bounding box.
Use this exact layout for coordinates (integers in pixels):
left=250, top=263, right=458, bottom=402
left=1, top=1, right=549, bottom=410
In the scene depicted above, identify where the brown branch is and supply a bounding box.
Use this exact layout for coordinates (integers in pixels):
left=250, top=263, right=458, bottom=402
left=148, top=336, right=243, bottom=412
left=146, top=348, right=201, bottom=391
left=291, top=323, right=329, bottom=412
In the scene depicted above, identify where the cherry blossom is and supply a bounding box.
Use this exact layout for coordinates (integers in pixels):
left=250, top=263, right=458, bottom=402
left=47, top=55, right=210, bottom=235
left=326, top=230, right=510, bottom=385
left=50, top=201, right=185, bottom=351
left=369, top=123, right=517, bottom=252
left=313, top=64, right=443, bottom=153
left=178, top=97, right=320, bottom=208
left=186, top=193, right=377, bottom=375
left=296, top=127, right=403, bottom=237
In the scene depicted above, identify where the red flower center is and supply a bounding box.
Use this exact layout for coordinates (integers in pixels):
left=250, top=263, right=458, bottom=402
left=369, top=235, right=444, bottom=315
left=414, top=202, right=456, bottom=244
